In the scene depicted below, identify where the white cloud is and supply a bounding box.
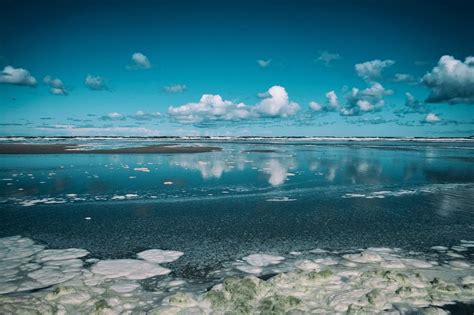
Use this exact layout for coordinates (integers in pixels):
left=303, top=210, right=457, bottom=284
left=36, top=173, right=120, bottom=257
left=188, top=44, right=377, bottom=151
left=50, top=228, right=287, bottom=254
left=100, top=112, right=125, bottom=121
left=85, top=75, right=107, bottom=90
left=316, top=50, right=341, bottom=66
left=0, top=66, right=37, bottom=86
left=309, top=101, right=323, bottom=111
left=257, top=59, right=271, bottom=67
left=36, top=125, right=161, bottom=136
left=425, top=113, right=441, bottom=123
left=404, top=92, right=426, bottom=113
left=355, top=59, right=395, bottom=81
left=131, top=52, right=152, bottom=69
left=43, top=75, right=67, bottom=95
left=326, top=91, right=339, bottom=109
left=163, top=84, right=187, bottom=93
left=392, top=73, right=416, bottom=83
left=341, top=82, right=393, bottom=116
left=422, top=55, right=474, bottom=104
left=255, top=85, right=300, bottom=117
left=168, top=85, right=299, bottom=124
left=168, top=94, right=252, bottom=124
left=129, top=111, right=161, bottom=120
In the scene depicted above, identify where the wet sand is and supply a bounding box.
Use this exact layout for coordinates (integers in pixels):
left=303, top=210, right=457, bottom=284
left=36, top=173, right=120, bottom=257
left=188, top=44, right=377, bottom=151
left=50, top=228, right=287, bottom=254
left=0, top=144, right=222, bottom=154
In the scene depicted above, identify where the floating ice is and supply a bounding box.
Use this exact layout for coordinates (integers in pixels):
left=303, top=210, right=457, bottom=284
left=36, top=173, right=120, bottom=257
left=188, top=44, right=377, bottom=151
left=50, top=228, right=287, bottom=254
left=242, top=254, right=285, bottom=267
left=91, top=259, right=171, bottom=280
left=137, top=249, right=184, bottom=264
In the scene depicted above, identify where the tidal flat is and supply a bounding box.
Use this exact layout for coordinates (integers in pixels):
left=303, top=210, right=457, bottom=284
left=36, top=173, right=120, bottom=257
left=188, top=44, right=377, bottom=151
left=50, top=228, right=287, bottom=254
left=0, top=137, right=473, bottom=314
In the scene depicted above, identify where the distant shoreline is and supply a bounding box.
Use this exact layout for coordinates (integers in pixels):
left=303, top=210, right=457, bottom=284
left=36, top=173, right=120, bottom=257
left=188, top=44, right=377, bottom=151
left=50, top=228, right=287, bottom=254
left=0, top=144, right=222, bottom=154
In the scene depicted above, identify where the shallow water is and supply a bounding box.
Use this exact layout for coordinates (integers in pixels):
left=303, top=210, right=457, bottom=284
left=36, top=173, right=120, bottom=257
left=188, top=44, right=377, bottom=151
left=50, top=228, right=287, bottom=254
left=0, top=139, right=473, bottom=313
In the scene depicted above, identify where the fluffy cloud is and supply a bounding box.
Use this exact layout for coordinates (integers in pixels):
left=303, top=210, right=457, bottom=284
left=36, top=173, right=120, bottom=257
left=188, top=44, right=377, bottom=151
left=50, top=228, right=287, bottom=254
left=425, top=113, right=441, bottom=123
left=309, top=101, right=323, bottom=111
left=85, top=75, right=107, bottom=90
left=0, top=66, right=37, bottom=86
left=255, top=85, right=300, bottom=117
left=404, top=92, right=426, bottom=113
left=163, top=84, right=187, bottom=93
left=316, top=50, right=341, bottom=66
left=257, top=59, right=271, bottom=68
left=129, top=111, right=161, bottom=120
left=168, top=94, right=252, bottom=124
left=130, top=52, right=152, bottom=69
left=355, top=59, right=395, bottom=81
left=168, top=85, right=299, bottom=124
left=392, top=73, right=416, bottom=83
left=100, top=112, right=125, bottom=121
left=43, top=76, right=67, bottom=95
left=422, top=55, right=474, bottom=104
left=308, top=91, right=339, bottom=112
left=340, top=82, right=393, bottom=116
left=326, top=91, right=339, bottom=110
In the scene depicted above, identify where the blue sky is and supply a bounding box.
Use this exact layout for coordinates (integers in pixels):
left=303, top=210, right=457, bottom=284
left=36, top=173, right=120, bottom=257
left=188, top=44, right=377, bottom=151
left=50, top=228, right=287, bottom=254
left=0, top=0, right=473, bottom=136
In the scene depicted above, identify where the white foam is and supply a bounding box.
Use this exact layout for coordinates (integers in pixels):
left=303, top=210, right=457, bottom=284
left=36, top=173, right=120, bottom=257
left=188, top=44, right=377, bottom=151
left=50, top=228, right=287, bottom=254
left=242, top=254, right=285, bottom=267
left=343, top=251, right=383, bottom=263
left=137, top=249, right=184, bottom=264
left=266, top=196, right=296, bottom=202
left=91, top=259, right=170, bottom=280
left=36, top=249, right=89, bottom=262
left=134, top=167, right=150, bottom=172
left=235, top=264, right=263, bottom=274
left=449, top=260, right=470, bottom=269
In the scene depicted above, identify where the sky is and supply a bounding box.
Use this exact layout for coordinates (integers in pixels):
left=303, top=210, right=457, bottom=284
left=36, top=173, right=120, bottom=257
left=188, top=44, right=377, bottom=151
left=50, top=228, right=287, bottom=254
left=0, top=0, right=473, bottom=137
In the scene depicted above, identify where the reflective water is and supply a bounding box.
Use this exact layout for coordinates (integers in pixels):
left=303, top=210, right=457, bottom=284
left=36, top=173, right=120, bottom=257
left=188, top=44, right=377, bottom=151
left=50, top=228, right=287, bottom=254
left=1, top=140, right=473, bottom=281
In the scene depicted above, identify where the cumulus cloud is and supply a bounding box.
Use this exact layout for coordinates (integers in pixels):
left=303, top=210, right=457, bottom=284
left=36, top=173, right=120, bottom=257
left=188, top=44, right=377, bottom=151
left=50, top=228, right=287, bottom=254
left=392, top=73, right=416, bottom=84
left=340, top=82, right=393, bottom=116
left=326, top=91, right=339, bottom=110
left=168, top=85, right=299, bottom=124
left=425, top=113, right=441, bottom=123
left=255, top=85, right=300, bottom=117
left=355, top=59, right=395, bottom=81
left=43, top=75, right=67, bottom=95
left=309, top=101, right=323, bottom=111
left=0, top=66, right=37, bottom=86
left=316, top=50, right=341, bottom=66
left=163, top=84, right=187, bottom=93
left=422, top=55, right=474, bottom=104
left=85, top=75, right=107, bottom=90
left=130, top=52, right=152, bottom=69
left=129, top=111, right=161, bottom=120
left=100, top=112, right=125, bottom=121
left=308, top=91, right=339, bottom=113
left=257, top=59, right=271, bottom=68
left=404, top=92, right=427, bottom=113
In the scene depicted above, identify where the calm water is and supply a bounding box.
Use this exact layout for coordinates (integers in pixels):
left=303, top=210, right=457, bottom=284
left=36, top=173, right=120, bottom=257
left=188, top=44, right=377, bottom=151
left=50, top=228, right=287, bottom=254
left=1, top=139, right=473, bottom=282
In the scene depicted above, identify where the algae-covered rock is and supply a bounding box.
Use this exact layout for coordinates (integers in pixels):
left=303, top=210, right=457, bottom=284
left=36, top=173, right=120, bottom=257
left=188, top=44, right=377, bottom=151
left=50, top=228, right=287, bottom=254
left=167, top=292, right=197, bottom=306
left=257, top=294, right=301, bottom=314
